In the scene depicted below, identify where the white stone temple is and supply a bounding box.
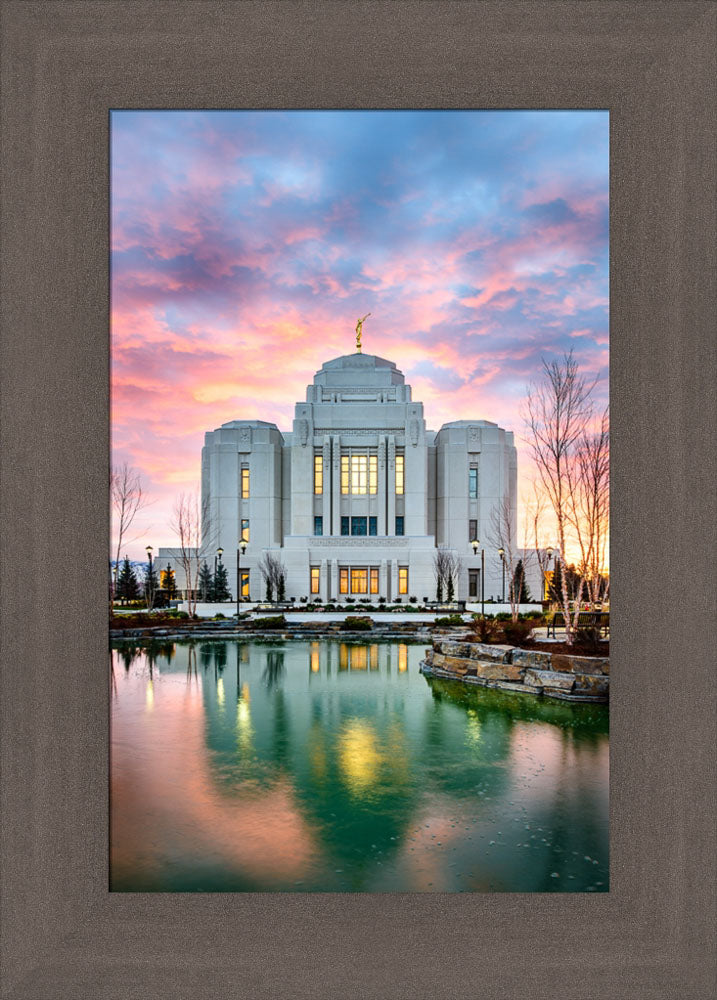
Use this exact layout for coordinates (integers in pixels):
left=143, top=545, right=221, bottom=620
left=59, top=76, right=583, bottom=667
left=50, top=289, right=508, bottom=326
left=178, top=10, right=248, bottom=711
left=160, top=350, right=526, bottom=604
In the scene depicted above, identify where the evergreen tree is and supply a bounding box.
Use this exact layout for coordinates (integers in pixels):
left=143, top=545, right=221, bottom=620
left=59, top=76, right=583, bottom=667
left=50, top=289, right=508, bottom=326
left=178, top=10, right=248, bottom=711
left=277, top=572, right=286, bottom=603
left=116, top=556, right=140, bottom=603
left=265, top=577, right=274, bottom=602
left=143, top=559, right=160, bottom=609
left=436, top=578, right=443, bottom=602
left=446, top=575, right=455, bottom=602
left=213, top=561, right=231, bottom=601
left=160, top=565, right=176, bottom=604
left=198, top=561, right=214, bottom=602
left=511, top=559, right=531, bottom=602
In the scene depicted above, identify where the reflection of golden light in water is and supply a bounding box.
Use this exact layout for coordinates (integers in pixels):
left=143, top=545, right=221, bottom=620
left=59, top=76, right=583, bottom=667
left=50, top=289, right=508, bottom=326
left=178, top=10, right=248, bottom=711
left=216, top=677, right=225, bottom=708
left=338, top=719, right=382, bottom=797
left=307, top=721, right=327, bottom=782
left=145, top=679, right=154, bottom=711
left=398, top=644, right=408, bottom=672
left=339, top=644, right=348, bottom=670
left=310, top=642, right=320, bottom=672
left=350, top=646, right=367, bottom=670
left=370, top=644, right=378, bottom=669
left=465, top=708, right=481, bottom=749
left=236, top=684, right=253, bottom=752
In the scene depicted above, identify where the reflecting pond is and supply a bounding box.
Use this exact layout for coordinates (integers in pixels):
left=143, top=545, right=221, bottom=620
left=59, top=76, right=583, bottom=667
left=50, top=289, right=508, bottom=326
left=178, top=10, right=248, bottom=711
left=110, top=639, right=608, bottom=892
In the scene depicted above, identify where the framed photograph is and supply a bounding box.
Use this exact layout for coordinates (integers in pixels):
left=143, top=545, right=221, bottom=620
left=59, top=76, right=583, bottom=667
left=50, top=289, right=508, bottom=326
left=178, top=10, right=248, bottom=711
left=2, top=2, right=714, bottom=998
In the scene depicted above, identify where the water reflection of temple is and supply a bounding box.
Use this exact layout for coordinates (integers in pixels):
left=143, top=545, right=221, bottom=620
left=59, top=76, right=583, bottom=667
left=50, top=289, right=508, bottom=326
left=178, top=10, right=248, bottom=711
left=111, top=640, right=608, bottom=891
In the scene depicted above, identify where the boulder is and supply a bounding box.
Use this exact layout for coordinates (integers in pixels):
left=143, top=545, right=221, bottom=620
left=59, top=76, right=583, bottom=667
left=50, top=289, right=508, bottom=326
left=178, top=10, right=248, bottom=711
left=442, top=655, right=472, bottom=674
left=524, top=669, right=575, bottom=692
left=472, top=660, right=525, bottom=682
left=573, top=673, right=609, bottom=696
left=551, top=654, right=609, bottom=676
left=510, top=648, right=553, bottom=669
left=467, top=643, right=514, bottom=663
left=437, top=641, right=472, bottom=658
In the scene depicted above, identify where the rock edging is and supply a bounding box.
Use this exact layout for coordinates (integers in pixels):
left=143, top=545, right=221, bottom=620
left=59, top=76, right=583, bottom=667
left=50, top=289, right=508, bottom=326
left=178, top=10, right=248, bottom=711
left=420, top=639, right=608, bottom=703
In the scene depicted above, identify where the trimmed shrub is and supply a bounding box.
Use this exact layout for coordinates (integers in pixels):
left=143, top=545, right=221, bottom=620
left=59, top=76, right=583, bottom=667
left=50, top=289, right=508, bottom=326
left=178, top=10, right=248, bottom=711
left=434, top=614, right=464, bottom=626
left=340, top=616, right=372, bottom=631
left=252, top=615, right=287, bottom=630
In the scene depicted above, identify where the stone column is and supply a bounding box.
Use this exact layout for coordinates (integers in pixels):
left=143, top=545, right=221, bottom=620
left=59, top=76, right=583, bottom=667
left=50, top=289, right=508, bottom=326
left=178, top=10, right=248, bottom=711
left=377, top=437, right=387, bottom=535
left=390, top=559, right=398, bottom=601
left=379, top=559, right=387, bottom=601
left=387, top=436, right=396, bottom=537
left=331, top=434, right=341, bottom=536
left=322, top=437, right=331, bottom=535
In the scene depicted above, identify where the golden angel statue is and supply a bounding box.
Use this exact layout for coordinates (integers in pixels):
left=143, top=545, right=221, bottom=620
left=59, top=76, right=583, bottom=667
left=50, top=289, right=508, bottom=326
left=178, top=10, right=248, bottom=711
left=355, top=313, right=371, bottom=353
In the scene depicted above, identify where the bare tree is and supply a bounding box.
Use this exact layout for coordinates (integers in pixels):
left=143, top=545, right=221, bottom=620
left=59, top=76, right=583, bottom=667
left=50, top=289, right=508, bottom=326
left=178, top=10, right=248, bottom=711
left=524, top=480, right=556, bottom=603
left=524, top=351, right=598, bottom=642
left=489, top=497, right=526, bottom=622
left=433, top=547, right=461, bottom=602
left=170, top=491, right=212, bottom=618
left=111, top=463, right=147, bottom=604
left=567, top=406, right=610, bottom=607
left=258, top=552, right=286, bottom=603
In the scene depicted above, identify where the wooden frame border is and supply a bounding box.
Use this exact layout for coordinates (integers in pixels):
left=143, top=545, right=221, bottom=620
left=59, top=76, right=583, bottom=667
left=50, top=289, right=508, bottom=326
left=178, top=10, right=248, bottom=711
left=1, top=2, right=715, bottom=997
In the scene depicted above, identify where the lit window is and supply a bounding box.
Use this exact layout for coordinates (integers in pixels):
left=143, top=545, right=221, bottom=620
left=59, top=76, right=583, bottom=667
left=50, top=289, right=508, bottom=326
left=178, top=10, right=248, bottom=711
left=341, top=455, right=350, bottom=494
left=310, top=566, right=320, bottom=595
left=469, top=466, right=478, bottom=499
left=241, top=466, right=250, bottom=498
left=369, top=516, right=377, bottom=536
left=351, top=454, right=367, bottom=494
left=350, top=568, right=368, bottom=594
left=398, top=566, right=408, bottom=595
left=314, top=516, right=323, bottom=536
left=395, top=454, right=404, bottom=495
left=339, top=568, right=349, bottom=594
left=370, top=568, right=379, bottom=594
left=395, top=516, right=404, bottom=536
left=240, top=570, right=250, bottom=599
left=314, top=455, right=323, bottom=495
left=240, top=519, right=249, bottom=542
left=369, top=454, right=378, bottom=494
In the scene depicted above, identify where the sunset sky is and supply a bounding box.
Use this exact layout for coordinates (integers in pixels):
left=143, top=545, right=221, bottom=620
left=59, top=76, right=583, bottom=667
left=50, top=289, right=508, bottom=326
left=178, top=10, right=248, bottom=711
left=111, top=110, right=608, bottom=559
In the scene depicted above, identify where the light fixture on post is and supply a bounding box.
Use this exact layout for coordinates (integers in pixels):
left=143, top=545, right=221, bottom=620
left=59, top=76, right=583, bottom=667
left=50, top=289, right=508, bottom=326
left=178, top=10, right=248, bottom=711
left=215, top=546, right=223, bottom=577
left=498, top=547, right=505, bottom=603
left=237, top=539, right=248, bottom=619
left=145, top=546, right=153, bottom=610
left=546, top=546, right=554, bottom=602
left=471, top=538, right=485, bottom=618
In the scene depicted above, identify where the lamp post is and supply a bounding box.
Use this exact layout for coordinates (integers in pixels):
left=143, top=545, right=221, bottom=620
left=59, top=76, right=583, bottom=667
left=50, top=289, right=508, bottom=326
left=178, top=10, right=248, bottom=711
left=214, top=547, right=223, bottom=604
left=236, top=539, right=247, bottom=619
left=545, top=546, right=554, bottom=603
left=471, top=538, right=485, bottom=618
left=145, top=545, right=153, bottom=610
left=498, top=547, right=505, bottom=603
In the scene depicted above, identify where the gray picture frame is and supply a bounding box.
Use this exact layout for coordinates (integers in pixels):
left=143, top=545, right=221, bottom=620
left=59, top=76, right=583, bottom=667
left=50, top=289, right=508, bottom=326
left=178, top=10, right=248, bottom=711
left=1, top=1, right=715, bottom=997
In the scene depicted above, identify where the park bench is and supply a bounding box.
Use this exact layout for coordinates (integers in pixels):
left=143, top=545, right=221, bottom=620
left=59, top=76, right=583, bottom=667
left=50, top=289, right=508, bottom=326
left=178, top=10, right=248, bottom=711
left=547, top=610, right=610, bottom=638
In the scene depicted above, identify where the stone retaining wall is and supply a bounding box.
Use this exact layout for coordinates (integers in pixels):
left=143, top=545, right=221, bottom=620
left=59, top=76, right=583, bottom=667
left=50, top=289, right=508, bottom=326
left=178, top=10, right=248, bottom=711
left=421, top=640, right=609, bottom=703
